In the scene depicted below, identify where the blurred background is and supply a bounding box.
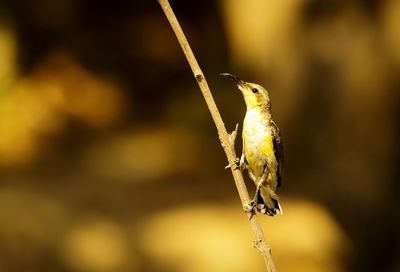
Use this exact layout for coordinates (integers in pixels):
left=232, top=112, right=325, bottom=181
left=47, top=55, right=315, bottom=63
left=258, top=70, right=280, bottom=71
left=0, top=0, right=399, bottom=271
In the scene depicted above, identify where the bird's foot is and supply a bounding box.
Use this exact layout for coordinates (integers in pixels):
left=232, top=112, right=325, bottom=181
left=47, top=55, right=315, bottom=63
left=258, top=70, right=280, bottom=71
left=243, top=200, right=257, bottom=219
left=225, top=157, right=240, bottom=170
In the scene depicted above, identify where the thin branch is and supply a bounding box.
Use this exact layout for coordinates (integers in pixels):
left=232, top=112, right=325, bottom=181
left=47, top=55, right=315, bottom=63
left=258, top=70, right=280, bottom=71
left=156, top=0, right=276, bottom=271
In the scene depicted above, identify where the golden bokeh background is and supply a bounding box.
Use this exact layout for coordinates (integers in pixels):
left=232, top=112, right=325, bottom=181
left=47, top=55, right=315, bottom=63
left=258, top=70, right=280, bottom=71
left=0, top=0, right=399, bottom=271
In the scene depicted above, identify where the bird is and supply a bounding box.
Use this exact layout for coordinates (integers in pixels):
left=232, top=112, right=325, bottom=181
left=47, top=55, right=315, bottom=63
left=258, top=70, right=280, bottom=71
left=221, top=73, right=283, bottom=216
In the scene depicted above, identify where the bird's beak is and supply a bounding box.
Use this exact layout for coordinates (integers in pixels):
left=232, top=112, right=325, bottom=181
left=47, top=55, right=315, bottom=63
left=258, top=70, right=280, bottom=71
left=220, top=73, right=245, bottom=88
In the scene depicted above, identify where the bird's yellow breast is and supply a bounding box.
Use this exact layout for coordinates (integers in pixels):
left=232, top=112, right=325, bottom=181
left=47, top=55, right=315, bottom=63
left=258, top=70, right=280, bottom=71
left=260, top=135, right=274, bottom=157
left=242, top=109, right=276, bottom=177
left=243, top=130, right=274, bottom=160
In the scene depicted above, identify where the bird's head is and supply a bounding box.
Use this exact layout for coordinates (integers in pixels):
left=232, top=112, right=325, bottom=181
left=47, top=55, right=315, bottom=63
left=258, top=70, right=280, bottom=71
left=220, top=73, right=271, bottom=112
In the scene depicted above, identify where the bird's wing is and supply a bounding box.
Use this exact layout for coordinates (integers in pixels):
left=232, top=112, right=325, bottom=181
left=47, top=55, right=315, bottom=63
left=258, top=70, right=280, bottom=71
left=271, top=120, right=283, bottom=187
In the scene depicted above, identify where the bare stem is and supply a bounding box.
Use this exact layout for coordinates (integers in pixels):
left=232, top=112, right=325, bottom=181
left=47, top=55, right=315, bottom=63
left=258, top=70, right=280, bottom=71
left=156, top=0, right=276, bottom=271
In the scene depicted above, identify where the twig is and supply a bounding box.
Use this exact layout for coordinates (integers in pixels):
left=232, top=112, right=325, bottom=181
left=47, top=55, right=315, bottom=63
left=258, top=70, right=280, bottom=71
left=156, top=1, right=277, bottom=271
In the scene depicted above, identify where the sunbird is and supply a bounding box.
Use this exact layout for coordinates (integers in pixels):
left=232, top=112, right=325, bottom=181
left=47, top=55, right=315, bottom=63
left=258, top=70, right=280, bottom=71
left=221, top=73, right=283, bottom=216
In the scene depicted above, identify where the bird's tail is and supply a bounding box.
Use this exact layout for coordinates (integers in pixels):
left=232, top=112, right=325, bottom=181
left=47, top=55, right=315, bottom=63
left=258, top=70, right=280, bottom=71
left=256, top=187, right=282, bottom=216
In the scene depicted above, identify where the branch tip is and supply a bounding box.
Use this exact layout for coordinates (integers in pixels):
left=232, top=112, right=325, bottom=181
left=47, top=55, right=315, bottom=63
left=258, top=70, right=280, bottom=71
left=228, top=123, right=239, bottom=146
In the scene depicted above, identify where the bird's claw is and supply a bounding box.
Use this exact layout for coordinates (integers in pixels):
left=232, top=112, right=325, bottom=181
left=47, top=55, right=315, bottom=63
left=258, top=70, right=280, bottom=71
left=243, top=200, right=256, bottom=212
left=225, top=157, right=240, bottom=170
left=243, top=200, right=256, bottom=219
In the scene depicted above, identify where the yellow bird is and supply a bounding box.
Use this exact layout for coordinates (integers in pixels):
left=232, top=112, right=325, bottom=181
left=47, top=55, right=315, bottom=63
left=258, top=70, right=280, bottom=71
left=221, top=73, right=283, bottom=216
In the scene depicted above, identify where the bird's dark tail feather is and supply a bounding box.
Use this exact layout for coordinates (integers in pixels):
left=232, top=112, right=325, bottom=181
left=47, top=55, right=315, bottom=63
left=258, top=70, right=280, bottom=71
left=256, top=190, right=282, bottom=216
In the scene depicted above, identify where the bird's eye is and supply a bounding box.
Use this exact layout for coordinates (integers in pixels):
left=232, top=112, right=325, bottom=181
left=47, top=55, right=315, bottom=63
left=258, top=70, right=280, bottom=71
left=252, top=88, right=259, bottom=93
